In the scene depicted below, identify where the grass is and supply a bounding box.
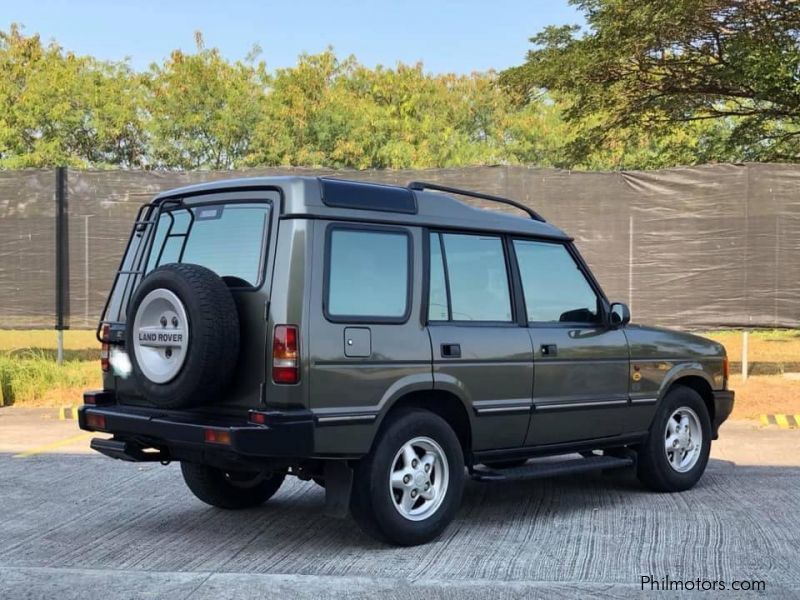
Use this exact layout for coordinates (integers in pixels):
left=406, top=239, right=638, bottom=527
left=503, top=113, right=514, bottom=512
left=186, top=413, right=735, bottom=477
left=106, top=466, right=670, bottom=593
left=0, top=352, right=100, bottom=407
left=0, top=330, right=101, bottom=406
left=0, top=329, right=98, bottom=352
left=703, top=329, right=800, bottom=363
left=0, top=329, right=798, bottom=417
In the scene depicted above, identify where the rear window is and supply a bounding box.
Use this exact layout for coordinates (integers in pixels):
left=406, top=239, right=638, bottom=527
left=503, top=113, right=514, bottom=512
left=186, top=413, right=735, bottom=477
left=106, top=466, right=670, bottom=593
left=146, top=203, right=271, bottom=287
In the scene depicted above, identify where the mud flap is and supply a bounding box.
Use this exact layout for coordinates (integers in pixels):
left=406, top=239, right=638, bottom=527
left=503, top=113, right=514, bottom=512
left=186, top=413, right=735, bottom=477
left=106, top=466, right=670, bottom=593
left=323, top=461, right=353, bottom=518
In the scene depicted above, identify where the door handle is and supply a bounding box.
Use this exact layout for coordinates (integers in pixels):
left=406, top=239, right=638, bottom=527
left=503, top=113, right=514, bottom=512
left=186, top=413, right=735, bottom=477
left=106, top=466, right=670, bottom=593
left=441, top=343, right=461, bottom=358
left=540, top=344, right=558, bottom=356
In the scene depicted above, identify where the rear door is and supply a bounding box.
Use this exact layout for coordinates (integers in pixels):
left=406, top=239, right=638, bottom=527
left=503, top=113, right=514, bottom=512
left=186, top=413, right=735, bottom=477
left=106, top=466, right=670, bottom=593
left=426, top=231, right=533, bottom=450
left=512, top=239, right=630, bottom=445
left=112, top=190, right=280, bottom=410
left=307, top=222, right=431, bottom=440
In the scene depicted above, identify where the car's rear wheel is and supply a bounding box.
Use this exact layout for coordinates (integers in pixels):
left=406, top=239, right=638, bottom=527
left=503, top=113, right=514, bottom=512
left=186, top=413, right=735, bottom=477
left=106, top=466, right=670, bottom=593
left=636, top=385, right=712, bottom=492
left=180, top=463, right=286, bottom=509
left=350, top=409, right=465, bottom=546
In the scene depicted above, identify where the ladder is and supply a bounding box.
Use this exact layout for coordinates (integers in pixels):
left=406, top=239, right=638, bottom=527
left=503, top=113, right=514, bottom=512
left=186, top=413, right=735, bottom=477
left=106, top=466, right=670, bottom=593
left=96, top=198, right=195, bottom=343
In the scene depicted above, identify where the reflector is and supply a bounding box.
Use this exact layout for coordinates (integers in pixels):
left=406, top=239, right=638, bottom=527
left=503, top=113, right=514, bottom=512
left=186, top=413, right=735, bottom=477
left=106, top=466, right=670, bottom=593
left=204, top=429, right=231, bottom=445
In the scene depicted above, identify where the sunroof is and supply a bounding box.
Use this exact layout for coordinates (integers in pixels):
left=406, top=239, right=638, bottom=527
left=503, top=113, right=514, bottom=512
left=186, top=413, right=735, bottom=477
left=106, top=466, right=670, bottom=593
left=320, top=178, right=417, bottom=214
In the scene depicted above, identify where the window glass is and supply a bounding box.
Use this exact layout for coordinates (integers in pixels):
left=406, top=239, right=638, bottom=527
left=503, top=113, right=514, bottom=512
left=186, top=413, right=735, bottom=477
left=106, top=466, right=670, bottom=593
left=147, top=204, right=270, bottom=286
left=327, top=229, right=409, bottom=319
left=440, top=233, right=512, bottom=322
left=428, top=234, right=449, bottom=320
left=514, top=240, right=601, bottom=323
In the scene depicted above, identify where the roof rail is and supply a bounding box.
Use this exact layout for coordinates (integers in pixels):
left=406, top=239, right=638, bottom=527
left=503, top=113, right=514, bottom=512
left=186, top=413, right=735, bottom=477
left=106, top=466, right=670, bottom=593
left=407, top=181, right=545, bottom=222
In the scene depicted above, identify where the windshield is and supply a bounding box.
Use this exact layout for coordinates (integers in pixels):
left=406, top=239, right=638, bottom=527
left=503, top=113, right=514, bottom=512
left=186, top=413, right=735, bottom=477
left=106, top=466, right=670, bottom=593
left=146, top=202, right=271, bottom=287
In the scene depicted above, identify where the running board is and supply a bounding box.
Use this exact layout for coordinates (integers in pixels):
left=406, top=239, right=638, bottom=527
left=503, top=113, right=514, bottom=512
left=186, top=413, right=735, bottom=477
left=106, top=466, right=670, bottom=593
left=470, top=455, right=634, bottom=482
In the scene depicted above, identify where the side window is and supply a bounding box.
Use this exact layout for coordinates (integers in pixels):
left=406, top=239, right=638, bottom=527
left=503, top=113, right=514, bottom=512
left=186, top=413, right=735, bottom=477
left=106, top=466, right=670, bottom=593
left=428, top=232, right=513, bottom=322
left=513, top=240, right=601, bottom=324
left=326, top=227, right=411, bottom=321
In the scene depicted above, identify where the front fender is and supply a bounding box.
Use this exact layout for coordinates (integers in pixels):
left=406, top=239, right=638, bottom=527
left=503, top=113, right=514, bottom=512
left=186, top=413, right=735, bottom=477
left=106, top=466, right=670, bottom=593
left=658, top=362, right=714, bottom=398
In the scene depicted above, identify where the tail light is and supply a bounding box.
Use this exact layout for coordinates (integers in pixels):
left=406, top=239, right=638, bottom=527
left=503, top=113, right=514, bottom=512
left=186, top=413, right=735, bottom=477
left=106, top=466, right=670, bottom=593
left=272, top=325, right=299, bottom=384
left=100, top=324, right=110, bottom=372
left=723, top=356, right=729, bottom=382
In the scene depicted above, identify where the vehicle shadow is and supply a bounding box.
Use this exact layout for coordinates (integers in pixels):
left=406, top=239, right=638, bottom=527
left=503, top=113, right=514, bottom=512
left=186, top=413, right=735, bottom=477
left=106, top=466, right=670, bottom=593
left=117, top=457, right=752, bottom=552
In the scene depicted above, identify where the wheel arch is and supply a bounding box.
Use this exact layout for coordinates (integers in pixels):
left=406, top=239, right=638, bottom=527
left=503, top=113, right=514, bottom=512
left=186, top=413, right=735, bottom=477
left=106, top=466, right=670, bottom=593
left=374, top=389, right=473, bottom=457
left=663, top=374, right=715, bottom=424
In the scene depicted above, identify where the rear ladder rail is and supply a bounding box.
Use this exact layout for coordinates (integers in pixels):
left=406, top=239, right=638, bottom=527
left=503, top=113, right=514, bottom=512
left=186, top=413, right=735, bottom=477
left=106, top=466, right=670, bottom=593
left=96, top=198, right=194, bottom=343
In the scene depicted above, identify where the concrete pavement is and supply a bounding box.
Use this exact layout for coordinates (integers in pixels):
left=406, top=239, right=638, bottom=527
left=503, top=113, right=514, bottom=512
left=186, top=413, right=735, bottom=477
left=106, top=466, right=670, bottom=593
left=1, top=408, right=798, bottom=598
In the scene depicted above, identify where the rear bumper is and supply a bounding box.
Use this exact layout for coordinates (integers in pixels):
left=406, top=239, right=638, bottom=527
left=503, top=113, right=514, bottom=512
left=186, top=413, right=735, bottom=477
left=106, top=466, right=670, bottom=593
left=79, top=393, right=315, bottom=463
left=712, top=389, right=735, bottom=439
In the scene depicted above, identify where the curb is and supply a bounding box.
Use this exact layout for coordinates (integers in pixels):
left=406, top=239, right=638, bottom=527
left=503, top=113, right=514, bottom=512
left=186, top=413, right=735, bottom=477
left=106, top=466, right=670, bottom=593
left=58, top=406, right=79, bottom=421
left=760, top=414, right=799, bottom=429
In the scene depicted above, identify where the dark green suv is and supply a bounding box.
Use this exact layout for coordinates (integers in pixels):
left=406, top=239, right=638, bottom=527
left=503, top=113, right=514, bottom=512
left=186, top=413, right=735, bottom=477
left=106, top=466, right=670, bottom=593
left=81, top=177, right=734, bottom=545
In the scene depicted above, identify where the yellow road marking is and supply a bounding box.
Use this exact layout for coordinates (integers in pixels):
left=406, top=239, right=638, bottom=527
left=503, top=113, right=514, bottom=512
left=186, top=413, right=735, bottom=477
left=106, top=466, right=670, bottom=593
left=13, top=432, right=93, bottom=458
left=775, top=415, right=790, bottom=429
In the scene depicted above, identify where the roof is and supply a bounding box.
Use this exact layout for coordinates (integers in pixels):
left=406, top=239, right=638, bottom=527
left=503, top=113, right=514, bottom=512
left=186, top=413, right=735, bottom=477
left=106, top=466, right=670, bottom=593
left=153, top=176, right=570, bottom=240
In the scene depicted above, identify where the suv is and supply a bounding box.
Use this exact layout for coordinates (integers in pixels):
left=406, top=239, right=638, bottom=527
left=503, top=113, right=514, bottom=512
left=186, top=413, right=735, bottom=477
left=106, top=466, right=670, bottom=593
left=81, top=177, right=734, bottom=546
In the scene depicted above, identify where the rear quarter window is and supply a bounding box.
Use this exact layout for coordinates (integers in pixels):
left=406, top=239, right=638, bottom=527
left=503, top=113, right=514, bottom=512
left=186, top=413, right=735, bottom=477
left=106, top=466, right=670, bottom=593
left=324, top=226, right=412, bottom=322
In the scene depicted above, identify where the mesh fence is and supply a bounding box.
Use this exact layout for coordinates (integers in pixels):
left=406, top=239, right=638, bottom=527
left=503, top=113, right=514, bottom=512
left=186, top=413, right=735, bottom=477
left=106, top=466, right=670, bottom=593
left=1, top=163, right=798, bottom=330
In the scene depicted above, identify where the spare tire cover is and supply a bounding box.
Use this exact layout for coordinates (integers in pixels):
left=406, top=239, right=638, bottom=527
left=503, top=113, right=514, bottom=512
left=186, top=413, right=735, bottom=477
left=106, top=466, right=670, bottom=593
left=126, top=263, right=240, bottom=409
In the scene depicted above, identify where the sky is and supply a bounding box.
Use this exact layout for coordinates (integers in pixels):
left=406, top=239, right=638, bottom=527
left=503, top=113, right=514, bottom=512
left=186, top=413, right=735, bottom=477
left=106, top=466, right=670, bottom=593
left=1, top=0, right=582, bottom=74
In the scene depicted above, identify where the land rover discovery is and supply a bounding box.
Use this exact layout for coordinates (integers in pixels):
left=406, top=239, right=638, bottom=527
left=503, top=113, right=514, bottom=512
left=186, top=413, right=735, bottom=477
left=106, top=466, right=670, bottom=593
left=81, top=177, right=734, bottom=545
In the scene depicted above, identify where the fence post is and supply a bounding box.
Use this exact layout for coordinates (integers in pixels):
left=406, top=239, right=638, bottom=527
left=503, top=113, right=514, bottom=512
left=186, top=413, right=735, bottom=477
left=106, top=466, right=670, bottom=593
left=741, top=330, right=749, bottom=381
left=55, top=166, right=70, bottom=365
left=628, top=214, right=634, bottom=313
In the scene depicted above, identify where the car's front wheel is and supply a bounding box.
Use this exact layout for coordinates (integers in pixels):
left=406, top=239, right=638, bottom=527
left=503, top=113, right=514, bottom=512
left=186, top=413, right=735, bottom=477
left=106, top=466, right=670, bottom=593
left=636, top=385, right=712, bottom=492
left=180, top=463, right=286, bottom=509
left=350, top=409, right=465, bottom=546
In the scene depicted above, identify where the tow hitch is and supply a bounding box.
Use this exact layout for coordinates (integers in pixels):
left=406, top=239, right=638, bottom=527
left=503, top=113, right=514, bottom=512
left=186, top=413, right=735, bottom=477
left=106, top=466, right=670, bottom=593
left=90, top=438, right=169, bottom=462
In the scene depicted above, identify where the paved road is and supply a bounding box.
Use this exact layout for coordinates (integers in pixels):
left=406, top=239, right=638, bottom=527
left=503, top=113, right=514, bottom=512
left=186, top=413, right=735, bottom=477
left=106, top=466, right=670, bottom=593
left=1, top=410, right=799, bottom=599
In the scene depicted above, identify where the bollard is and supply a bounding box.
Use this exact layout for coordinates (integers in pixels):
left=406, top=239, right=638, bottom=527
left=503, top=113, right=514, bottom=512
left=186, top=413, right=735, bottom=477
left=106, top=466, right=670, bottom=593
left=741, top=330, right=749, bottom=381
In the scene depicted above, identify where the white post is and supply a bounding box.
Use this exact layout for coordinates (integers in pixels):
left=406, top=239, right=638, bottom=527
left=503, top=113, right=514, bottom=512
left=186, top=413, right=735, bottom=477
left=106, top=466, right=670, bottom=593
left=741, top=330, right=749, bottom=381
left=628, top=214, right=634, bottom=313
left=84, top=215, right=91, bottom=326
left=57, top=330, right=64, bottom=366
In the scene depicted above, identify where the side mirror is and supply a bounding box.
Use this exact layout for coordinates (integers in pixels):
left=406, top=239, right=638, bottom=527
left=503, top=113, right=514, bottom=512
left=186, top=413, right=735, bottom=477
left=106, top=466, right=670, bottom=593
left=609, top=302, right=630, bottom=327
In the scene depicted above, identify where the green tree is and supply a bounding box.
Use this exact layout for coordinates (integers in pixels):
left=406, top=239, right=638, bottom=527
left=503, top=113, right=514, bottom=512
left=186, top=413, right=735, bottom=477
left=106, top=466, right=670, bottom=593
left=146, top=33, right=268, bottom=169
left=501, top=0, right=799, bottom=164
left=0, top=24, right=147, bottom=168
left=249, top=50, right=544, bottom=169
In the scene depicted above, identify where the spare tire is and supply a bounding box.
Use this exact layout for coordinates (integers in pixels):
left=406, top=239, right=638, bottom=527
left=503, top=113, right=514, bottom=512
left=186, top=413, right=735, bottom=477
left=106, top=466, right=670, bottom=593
left=126, top=263, right=240, bottom=409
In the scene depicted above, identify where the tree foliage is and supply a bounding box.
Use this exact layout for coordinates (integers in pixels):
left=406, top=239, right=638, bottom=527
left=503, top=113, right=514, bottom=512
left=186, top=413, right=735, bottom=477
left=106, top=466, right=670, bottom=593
left=2, top=9, right=797, bottom=171
left=500, top=0, right=800, bottom=163
left=0, top=24, right=147, bottom=168
left=146, top=33, right=268, bottom=169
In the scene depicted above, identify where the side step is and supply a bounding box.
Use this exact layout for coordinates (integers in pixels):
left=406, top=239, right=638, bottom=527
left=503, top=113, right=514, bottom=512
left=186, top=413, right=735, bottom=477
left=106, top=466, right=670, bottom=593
left=470, top=454, right=635, bottom=482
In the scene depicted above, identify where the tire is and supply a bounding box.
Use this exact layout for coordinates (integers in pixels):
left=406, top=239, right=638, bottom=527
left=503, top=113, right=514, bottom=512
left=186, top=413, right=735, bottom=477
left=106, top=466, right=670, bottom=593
left=180, top=463, right=286, bottom=509
left=350, top=409, right=465, bottom=546
left=126, top=263, right=239, bottom=409
left=636, top=386, right=712, bottom=492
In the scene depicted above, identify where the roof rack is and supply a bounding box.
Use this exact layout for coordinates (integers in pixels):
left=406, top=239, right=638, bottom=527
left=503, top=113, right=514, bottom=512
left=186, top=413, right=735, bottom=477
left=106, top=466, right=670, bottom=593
left=407, top=181, right=545, bottom=222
